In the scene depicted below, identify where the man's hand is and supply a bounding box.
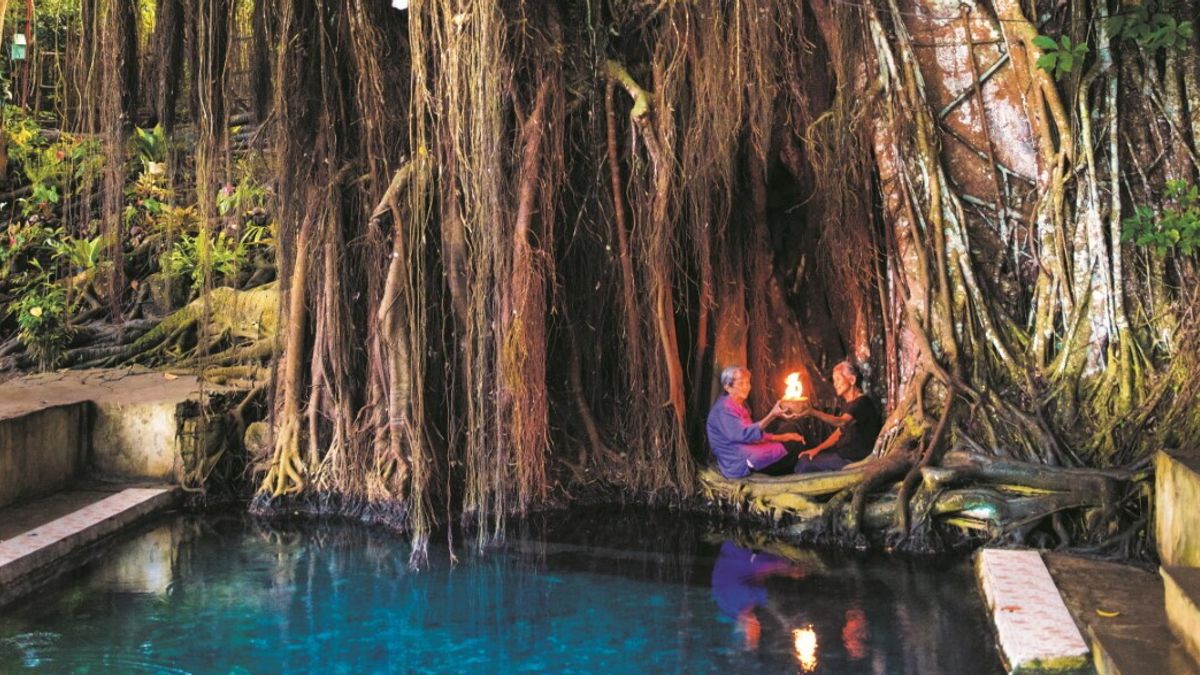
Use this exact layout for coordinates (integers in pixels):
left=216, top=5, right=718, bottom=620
left=799, top=448, right=821, bottom=460
left=776, top=432, right=805, bottom=444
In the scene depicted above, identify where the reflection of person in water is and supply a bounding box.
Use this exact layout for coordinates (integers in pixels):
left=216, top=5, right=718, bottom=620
left=711, top=540, right=877, bottom=669
left=710, top=541, right=802, bottom=650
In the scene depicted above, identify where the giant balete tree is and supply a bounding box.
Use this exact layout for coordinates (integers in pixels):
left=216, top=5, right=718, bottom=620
left=31, top=0, right=1194, bottom=563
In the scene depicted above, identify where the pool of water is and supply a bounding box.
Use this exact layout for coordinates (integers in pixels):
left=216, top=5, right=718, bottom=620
left=0, top=508, right=1002, bottom=673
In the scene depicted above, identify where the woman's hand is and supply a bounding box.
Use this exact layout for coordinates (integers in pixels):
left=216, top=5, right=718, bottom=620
left=768, top=400, right=789, bottom=419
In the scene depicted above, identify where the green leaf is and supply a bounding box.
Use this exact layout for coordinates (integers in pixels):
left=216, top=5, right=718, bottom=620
left=1033, top=35, right=1058, bottom=50
left=1036, top=53, right=1058, bottom=72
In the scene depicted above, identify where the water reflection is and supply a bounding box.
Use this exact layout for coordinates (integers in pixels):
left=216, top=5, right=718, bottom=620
left=710, top=540, right=886, bottom=673
left=0, top=511, right=1002, bottom=674
left=793, top=625, right=818, bottom=671
left=90, top=522, right=180, bottom=595
left=710, top=540, right=802, bottom=651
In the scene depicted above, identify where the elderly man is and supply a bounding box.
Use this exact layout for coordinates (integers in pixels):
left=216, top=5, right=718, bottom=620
left=793, top=360, right=882, bottom=473
left=706, top=366, right=805, bottom=478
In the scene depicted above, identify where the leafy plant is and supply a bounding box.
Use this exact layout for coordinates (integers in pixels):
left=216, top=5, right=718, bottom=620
left=7, top=266, right=71, bottom=371
left=124, top=170, right=175, bottom=250
left=162, top=230, right=247, bottom=290
left=216, top=177, right=269, bottom=217
left=1105, top=2, right=1194, bottom=51
left=2, top=105, right=44, bottom=168
left=125, top=172, right=171, bottom=223
left=239, top=219, right=274, bottom=249
left=131, top=124, right=168, bottom=172
left=1033, top=34, right=1090, bottom=80
left=26, top=183, right=60, bottom=215
left=156, top=205, right=200, bottom=236
left=3, top=107, right=104, bottom=220
left=1121, top=180, right=1200, bottom=255
left=0, top=221, right=58, bottom=281
left=51, top=234, right=107, bottom=272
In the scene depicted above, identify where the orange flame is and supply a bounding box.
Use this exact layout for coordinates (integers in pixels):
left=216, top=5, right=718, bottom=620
left=784, top=372, right=805, bottom=401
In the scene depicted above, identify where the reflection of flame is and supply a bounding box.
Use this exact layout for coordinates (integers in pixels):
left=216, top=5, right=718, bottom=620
left=842, top=608, right=868, bottom=660
left=793, top=626, right=818, bottom=672
left=784, top=372, right=806, bottom=401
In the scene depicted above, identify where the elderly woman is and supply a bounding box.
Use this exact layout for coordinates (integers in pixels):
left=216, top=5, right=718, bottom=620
left=706, top=366, right=805, bottom=478
left=793, top=360, right=882, bottom=473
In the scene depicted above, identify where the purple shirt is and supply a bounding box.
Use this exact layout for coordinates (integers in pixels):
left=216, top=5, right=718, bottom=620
left=706, top=394, right=787, bottom=478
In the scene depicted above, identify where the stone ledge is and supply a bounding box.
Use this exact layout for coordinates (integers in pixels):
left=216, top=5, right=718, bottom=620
left=976, top=548, right=1091, bottom=673
left=0, top=403, right=90, bottom=509
left=1158, top=449, right=1200, bottom=567
left=0, top=368, right=236, bottom=484
left=1163, top=566, right=1200, bottom=667
left=0, top=487, right=179, bottom=607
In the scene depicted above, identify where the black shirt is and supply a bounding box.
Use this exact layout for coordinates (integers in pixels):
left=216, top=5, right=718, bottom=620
left=833, top=395, right=883, bottom=461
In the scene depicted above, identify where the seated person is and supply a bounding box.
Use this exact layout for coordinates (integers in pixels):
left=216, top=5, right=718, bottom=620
left=706, top=366, right=805, bottom=477
left=794, top=360, right=882, bottom=473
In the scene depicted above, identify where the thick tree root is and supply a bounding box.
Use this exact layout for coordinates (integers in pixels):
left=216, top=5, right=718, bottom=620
left=699, top=449, right=1138, bottom=551
left=69, top=284, right=278, bottom=369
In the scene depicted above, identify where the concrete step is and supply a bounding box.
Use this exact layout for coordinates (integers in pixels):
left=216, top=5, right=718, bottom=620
left=975, top=548, right=1091, bottom=673
left=1157, top=449, right=1200, bottom=567
left=0, top=487, right=179, bottom=607
left=1163, top=566, right=1200, bottom=666
left=1046, top=553, right=1199, bottom=675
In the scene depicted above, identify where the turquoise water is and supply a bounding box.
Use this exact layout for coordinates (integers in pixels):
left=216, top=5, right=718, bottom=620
left=0, top=509, right=1002, bottom=673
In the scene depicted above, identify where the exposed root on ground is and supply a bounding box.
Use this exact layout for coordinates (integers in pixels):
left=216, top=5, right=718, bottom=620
left=699, top=449, right=1136, bottom=552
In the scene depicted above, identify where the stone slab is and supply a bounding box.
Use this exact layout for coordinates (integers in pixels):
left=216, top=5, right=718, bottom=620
left=1046, top=553, right=1199, bottom=675
left=1157, top=449, right=1200, bottom=567
left=976, top=548, right=1091, bottom=673
left=1163, top=566, right=1200, bottom=666
left=0, top=487, right=179, bottom=607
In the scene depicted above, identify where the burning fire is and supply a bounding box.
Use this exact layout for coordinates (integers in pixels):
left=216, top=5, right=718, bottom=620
left=784, top=372, right=806, bottom=401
